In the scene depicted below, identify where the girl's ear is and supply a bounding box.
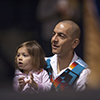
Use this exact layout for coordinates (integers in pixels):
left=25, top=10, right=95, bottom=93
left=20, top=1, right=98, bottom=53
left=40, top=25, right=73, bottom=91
left=72, top=38, right=80, bottom=49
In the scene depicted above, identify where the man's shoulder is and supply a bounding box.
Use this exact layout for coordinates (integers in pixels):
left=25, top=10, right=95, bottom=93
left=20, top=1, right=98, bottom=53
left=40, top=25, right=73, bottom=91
left=76, top=58, right=89, bottom=68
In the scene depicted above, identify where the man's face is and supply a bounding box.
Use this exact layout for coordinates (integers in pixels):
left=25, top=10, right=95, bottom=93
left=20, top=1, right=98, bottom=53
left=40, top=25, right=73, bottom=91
left=51, top=23, right=74, bottom=57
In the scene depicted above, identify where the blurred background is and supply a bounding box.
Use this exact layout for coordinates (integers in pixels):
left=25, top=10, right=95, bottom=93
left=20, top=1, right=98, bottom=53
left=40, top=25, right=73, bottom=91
left=0, top=0, right=100, bottom=91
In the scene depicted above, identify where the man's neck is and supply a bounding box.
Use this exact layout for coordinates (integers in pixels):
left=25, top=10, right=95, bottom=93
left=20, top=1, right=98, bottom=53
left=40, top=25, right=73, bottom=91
left=57, top=52, right=74, bottom=73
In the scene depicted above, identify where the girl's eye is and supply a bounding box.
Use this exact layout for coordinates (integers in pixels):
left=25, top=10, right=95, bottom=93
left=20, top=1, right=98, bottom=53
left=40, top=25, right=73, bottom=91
left=23, top=54, right=28, bottom=57
left=16, top=54, right=20, bottom=57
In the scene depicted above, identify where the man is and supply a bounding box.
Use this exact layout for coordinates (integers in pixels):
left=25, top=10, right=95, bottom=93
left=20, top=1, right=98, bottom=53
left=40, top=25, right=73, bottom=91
left=45, top=20, right=91, bottom=91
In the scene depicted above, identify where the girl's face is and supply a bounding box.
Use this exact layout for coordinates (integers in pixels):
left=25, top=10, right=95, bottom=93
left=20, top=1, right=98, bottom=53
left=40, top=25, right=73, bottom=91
left=16, top=46, right=33, bottom=74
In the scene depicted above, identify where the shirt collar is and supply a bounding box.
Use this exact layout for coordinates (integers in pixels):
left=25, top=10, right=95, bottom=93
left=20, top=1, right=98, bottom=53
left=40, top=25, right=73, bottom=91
left=69, top=52, right=78, bottom=66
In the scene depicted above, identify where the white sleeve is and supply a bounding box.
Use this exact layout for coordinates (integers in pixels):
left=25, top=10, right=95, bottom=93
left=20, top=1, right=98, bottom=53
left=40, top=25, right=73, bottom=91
left=74, top=68, right=91, bottom=91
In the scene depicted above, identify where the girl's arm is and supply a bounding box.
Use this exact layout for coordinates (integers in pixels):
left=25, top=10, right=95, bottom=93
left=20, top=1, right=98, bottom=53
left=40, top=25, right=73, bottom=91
left=38, top=69, right=52, bottom=92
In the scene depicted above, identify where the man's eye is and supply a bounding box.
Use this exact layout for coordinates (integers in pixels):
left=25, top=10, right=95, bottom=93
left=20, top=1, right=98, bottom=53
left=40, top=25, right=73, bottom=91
left=52, top=31, right=56, bottom=36
left=59, top=34, right=66, bottom=38
left=52, top=33, right=55, bottom=36
left=59, top=34, right=63, bottom=37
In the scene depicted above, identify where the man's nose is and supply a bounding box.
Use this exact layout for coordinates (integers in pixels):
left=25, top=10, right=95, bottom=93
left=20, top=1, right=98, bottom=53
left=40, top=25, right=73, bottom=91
left=52, top=34, right=58, bottom=41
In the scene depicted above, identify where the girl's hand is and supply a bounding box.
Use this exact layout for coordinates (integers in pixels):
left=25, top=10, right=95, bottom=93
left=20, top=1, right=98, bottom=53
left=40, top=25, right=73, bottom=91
left=28, top=72, right=38, bottom=90
left=18, top=76, right=29, bottom=92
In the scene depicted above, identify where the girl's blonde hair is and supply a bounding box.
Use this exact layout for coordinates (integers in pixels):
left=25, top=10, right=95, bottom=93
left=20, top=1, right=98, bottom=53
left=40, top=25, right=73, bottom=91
left=15, top=40, right=47, bottom=71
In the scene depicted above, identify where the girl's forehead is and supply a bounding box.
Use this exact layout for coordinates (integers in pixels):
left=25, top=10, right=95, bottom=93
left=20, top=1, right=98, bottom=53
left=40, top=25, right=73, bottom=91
left=17, top=46, right=28, bottom=53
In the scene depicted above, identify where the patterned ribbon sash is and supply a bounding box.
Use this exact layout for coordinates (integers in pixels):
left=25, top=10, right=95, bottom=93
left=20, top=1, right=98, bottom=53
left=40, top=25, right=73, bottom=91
left=45, top=59, right=86, bottom=91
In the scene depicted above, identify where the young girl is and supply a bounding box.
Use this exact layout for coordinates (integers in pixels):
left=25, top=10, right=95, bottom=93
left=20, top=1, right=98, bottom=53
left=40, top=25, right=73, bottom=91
left=13, top=40, right=51, bottom=93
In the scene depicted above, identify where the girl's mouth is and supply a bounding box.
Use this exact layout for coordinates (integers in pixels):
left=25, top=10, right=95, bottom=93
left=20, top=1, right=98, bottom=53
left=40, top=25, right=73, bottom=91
left=18, top=62, right=23, bottom=66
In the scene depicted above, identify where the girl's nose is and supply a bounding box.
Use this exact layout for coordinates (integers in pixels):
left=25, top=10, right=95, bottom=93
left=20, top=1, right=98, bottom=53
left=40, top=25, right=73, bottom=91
left=19, top=55, right=23, bottom=60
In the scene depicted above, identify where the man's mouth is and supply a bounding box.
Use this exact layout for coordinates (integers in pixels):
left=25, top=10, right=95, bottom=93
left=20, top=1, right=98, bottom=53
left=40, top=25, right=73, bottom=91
left=52, top=44, right=59, bottom=49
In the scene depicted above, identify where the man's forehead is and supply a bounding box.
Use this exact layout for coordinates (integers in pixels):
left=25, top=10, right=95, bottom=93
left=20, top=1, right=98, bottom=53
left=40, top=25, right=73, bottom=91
left=56, top=23, right=72, bottom=29
left=54, top=23, right=72, bottom=33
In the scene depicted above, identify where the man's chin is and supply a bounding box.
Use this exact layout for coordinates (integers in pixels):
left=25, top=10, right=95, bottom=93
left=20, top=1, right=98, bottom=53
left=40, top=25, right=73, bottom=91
left=52, top=50, right=58, bottom=54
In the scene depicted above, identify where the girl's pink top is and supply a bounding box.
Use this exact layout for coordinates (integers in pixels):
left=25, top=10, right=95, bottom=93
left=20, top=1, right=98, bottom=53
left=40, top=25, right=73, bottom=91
left=13, top=69, right=52, bottom=93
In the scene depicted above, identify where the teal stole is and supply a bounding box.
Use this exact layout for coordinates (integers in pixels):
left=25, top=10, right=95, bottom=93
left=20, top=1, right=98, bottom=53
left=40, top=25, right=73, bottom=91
left=45, top=58, right=87, bottom=91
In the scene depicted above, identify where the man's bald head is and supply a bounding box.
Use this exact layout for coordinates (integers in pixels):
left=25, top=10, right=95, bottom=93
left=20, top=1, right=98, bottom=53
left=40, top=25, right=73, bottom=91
left=57, top=20, right=81, bottom=39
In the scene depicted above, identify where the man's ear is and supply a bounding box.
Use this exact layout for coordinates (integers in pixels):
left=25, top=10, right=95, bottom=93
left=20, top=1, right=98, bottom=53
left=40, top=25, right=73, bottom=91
left=72, top=38, right=80, bottom=49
